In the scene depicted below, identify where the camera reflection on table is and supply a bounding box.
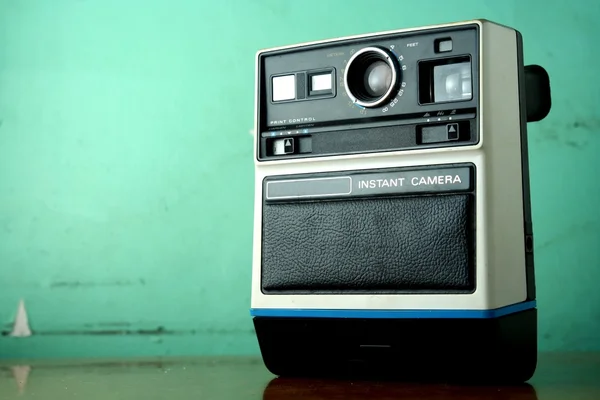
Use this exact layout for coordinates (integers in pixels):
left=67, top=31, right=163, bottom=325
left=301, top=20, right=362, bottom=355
left=263, top=377, right=538, bottom=400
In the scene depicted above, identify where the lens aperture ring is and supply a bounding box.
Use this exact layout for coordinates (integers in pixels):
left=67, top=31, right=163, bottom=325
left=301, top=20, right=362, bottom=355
left=344, top=46, right=399, bottom=108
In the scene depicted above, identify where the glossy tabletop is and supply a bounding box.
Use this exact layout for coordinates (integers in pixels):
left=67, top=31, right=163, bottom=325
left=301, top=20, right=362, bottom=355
left=1, top=353, right=598, bottom=399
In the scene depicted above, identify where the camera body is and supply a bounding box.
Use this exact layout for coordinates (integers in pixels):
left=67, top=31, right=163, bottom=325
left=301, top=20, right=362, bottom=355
left=250, top=19, right=550, bottom=382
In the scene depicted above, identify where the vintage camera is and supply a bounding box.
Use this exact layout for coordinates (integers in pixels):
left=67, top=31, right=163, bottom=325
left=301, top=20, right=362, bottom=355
left=250, top=19, right=551, bottom=383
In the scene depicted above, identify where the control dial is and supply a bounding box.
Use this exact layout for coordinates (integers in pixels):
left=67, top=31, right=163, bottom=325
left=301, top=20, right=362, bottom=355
left=343, top=46, right=402, bottom=108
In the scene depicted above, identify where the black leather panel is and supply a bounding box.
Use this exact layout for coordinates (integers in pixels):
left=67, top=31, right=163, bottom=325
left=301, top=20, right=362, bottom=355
left=261, top=194, right=474, bottom=293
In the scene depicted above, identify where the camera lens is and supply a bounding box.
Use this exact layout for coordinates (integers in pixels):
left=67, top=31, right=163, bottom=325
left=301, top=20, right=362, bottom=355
left=344, top=46, right=399, bottom=108
left=364, top=61, right=392, bottom=97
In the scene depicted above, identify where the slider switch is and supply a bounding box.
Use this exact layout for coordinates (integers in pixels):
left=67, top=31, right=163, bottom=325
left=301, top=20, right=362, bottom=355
left=273, top=138, right=295, bottom=155
left=420, top=123, right=460, bottom=144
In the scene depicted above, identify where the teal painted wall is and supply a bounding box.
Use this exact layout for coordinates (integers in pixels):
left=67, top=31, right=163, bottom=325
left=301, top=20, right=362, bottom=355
left=0, top=0, right=598, bottom=359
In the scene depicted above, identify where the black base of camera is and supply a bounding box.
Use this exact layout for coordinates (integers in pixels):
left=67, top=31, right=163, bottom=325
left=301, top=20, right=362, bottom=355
left=253, top=308, right=537, bottom=384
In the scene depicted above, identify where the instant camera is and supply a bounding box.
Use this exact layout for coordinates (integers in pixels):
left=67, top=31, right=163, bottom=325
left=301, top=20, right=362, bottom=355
left=250, top=19, right=551, bottom=382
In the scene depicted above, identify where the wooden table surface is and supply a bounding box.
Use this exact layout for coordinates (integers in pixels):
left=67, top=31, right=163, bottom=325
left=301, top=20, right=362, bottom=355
left=0, top=353, right=598, bottom=399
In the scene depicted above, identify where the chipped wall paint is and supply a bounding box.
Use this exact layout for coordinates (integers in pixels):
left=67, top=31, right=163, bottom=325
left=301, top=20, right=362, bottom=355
left=0, top=0, right=599, bottom=359
left=9, top=300, right=31, bottom=338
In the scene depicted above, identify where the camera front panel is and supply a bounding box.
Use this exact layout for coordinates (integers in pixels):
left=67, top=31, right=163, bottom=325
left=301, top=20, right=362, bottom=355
left=256, top=24, right=479, bottom=161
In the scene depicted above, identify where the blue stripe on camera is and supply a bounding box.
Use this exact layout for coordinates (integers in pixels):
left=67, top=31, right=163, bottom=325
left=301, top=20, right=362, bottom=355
left=250, top=301, right=536, bottom=319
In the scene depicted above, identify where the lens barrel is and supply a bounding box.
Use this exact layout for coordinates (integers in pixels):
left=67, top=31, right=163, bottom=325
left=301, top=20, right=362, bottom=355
left=344, top=46, right=400, bottom=108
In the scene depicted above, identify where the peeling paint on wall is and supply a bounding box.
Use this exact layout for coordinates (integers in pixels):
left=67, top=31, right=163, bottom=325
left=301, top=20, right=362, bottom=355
left=49, top=279, right=146, bottom=289
left=9, top=300, right=31, bottom=338
left=1, top=325, right=255, bottom=337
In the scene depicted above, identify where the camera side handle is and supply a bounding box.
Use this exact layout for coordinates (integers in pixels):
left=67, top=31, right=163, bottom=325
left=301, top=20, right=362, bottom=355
left=524, top=65, right=552, bottom=123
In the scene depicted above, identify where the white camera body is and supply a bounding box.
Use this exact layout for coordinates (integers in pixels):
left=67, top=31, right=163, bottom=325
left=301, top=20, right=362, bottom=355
left=250, top=19, right=551, bottom=383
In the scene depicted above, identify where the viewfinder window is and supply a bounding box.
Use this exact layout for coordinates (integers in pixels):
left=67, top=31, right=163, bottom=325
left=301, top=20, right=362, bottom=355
left=418, top=56, right=472, bottom=104
left=433, top=61, right=472, bottom=102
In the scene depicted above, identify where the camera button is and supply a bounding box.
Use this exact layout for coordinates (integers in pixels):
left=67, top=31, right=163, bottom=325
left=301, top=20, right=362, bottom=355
left=273, top=138, right=295, bottom=155
left=447, top=123, right=459, bottom=140
left=419, top=123, right=460, bottom=144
